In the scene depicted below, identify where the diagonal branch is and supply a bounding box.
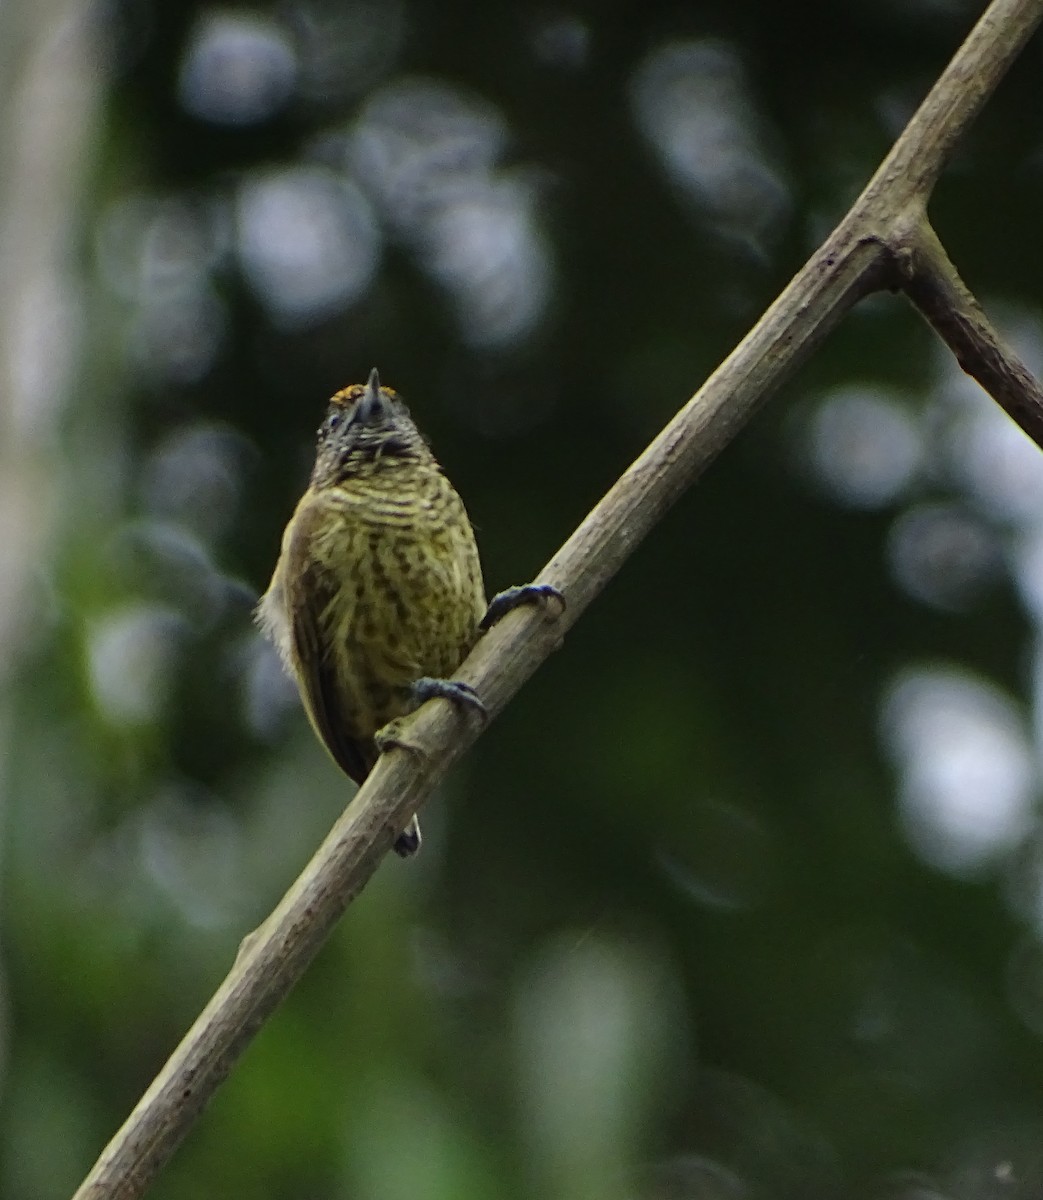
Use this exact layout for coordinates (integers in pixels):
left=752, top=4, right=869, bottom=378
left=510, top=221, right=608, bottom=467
left=854, top=0, right=1043, bottom=210
left=71, top=0, right=1043, bottom=1197
left=897, top=218, right=1043, bottom=447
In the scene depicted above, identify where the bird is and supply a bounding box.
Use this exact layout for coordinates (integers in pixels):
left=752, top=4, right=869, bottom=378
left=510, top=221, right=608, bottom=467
left=256, top=368, right=560, bottom=856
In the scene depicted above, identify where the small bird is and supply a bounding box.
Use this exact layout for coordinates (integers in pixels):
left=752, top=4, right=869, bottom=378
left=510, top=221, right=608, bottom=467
left=257, top=369, right=559, bottom=856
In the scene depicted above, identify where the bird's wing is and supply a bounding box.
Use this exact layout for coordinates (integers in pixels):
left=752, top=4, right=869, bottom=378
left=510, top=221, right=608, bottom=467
left=282, top=504, right=376, bottom=786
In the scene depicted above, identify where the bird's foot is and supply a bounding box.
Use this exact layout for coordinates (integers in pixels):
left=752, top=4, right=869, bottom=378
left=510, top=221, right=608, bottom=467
left=479, top=583, right=565, bottom=632
left=374, top=715, right=426, bottom=759
left=375, top=678, right=486, bottom=761
left=410, top=676, right=487, bottom=720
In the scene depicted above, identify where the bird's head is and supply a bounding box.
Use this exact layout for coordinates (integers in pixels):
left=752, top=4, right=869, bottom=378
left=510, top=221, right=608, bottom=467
left=310, top=368, right=431, bottom=486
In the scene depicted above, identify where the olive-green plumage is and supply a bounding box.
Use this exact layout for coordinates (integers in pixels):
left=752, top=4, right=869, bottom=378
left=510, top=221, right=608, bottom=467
left=257, top=370, right=486, bottom=856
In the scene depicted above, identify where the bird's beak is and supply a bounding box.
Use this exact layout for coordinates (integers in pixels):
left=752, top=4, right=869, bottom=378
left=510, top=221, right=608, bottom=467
left=357, top=367, right=390, bottom=425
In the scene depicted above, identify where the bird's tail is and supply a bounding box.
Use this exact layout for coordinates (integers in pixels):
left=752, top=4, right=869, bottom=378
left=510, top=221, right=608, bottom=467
left=393, top=815, right=422, bottom=857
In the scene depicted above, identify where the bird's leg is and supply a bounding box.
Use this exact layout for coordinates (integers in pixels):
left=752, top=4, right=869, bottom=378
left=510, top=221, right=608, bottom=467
left=480, top=583, right=565, bottom=632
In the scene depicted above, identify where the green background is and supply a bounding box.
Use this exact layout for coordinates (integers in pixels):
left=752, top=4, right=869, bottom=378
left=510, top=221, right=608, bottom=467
left=5, top=1, right=1043, bottom=1197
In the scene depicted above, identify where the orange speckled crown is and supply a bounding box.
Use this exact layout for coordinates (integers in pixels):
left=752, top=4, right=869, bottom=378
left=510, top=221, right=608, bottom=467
left=330, top=382, right=400, bottom=407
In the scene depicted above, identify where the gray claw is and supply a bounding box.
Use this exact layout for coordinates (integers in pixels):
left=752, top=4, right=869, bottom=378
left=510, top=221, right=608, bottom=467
left=480, top=583, right=565, bottom=632
left=411, top=676, right=486, bottom=718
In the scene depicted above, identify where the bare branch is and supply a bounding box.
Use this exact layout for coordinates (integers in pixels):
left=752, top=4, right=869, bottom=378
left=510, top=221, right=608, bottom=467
left=71, top=0, right=1043, bottom=1197
left=855, top=0, right=1043, bottom=212
left=898, top=219, right=1043, bottom=447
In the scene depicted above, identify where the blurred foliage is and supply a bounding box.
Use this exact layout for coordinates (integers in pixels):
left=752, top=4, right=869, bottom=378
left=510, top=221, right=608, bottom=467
left=4, top=0, right=1043, bottom=1198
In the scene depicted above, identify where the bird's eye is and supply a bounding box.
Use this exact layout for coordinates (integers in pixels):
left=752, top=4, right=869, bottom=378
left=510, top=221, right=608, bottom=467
left=321, top=412, right=342, bottom=437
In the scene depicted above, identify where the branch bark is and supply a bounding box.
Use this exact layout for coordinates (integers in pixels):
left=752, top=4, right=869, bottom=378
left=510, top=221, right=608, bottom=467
left=898, top=219, right=1043, bottom=446
left=72, top=0, right=1043, bottom=1196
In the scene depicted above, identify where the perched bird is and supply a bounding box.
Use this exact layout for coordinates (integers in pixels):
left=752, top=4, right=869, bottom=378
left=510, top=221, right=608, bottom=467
left=257, top=369, right=559, bottom=856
